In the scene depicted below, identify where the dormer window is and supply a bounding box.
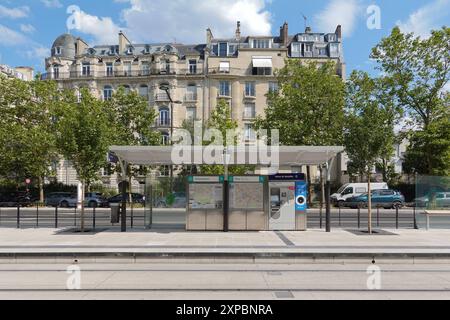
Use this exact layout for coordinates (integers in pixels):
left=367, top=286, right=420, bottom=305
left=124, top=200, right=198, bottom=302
left=144, top=46, right=150, bottom=54
left=218, top=42, right=228, bottom=57
left=55, top=47, right=62, bottom=55
left=110, top=46, right=118, bottom=55
left=328, top=34, right=337, bottom=42
left=126, top=46, right=134, bottom=55
left=252, top=39, right=271, bottom=49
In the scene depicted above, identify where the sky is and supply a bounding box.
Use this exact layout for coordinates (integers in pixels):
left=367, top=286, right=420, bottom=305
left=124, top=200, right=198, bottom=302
left=0, top=0, right=449, bottom=75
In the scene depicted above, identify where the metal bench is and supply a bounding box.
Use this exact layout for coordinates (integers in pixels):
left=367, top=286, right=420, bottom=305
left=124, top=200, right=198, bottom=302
left=422, top=210, right=450, bottom=230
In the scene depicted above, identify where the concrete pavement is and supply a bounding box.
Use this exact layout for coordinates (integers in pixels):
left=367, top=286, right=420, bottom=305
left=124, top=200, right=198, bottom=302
left=0, top=263, right=449, bottom=300
left=1, top=228, right=450, bottom=263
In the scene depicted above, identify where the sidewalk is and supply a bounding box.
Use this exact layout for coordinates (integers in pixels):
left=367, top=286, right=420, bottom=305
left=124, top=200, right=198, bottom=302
left=1, top=227, right=450, bottom=263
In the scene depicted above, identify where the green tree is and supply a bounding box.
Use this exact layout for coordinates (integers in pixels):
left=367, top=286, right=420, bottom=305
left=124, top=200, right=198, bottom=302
left=371, top=26, right=450, bottom=175
left=344, top=71, right=397, bottom=234
left=255, top=60, right=346, bottom=204
left=55, top=88, right=112, bottom=231
left=0, top=76, right=60, bottom=202
left=106, top=87, right=160, bottom=201
left=202, top=99, right=253, bottom=175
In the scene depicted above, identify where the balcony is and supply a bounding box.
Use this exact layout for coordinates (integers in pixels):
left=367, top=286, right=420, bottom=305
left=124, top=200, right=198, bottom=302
left=156, top=119, right=171, bottom=128
left=40, top=69, right=177, bottom=80
left=243, top=110, right=256, bottom=120
left=155, top=93, right=171, bottom=102
left=185, top=92, right=198, bottom=102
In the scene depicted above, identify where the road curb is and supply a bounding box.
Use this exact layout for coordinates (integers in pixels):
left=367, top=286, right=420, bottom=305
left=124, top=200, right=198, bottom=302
left=1, top=252, right=450, bottom=264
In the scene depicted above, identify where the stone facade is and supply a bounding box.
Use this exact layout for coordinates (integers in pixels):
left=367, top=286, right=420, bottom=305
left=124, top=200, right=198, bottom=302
left=42, top=22, right=346, bottom=189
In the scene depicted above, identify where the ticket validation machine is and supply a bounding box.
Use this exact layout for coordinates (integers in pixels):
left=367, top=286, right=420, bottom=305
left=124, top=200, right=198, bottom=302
left=268, top=174, right=307, bottom=231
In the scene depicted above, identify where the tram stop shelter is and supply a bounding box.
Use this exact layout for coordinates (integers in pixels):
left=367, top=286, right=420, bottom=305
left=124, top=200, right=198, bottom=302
left=109, top=146, right=344, bottom=233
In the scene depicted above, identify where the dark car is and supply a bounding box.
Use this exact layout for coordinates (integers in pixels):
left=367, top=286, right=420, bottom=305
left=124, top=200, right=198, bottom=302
left=0, top=191, right=35, bottom=207
left=85, top=193, right=108, bottom=208
left=107, top=193, right=145, bottom=206
left=346, top=189, right=405, bottom=209
left=45, top=192, right=78, bottom=208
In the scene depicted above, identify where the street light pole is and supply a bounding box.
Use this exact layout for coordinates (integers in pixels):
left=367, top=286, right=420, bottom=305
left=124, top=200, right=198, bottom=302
left=159, top=84, right=182, bottom=195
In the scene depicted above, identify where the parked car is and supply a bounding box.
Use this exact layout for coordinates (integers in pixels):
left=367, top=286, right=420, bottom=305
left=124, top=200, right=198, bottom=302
left=84, top=192, right=108, bottom=208
left=0, top=191, right=36, bottom=207
left=45, top=192, right=77, bottom=208
left=107, top=193, right=145, bottom=206
left=331, top=183, right=389, bottom=206
left=414, top=192, right=450, bottom=208
left=345, top=189, right=405, bottom=209
left=154, top=192, right=187, bottom=208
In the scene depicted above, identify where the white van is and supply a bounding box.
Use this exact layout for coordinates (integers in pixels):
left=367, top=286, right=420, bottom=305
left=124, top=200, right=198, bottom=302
left=331, top=183, right=388, bottom=206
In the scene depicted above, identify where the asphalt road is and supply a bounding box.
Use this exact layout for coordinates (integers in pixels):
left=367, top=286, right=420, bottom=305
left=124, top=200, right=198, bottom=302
left=0, top=207, right=447, bottom=230
left=0, top=263, right=449, bottom=300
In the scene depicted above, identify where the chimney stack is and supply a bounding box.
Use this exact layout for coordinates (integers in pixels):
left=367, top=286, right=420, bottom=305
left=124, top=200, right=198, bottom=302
left=335, top=25, right=342, bottom=40
left=206, top=28, right=213, bottom=44
left=280, top=22, right=288, bottom=46
left=235, top=21, right=241, bottom=41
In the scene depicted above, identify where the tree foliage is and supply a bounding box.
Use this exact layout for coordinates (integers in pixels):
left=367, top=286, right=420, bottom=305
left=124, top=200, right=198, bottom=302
left=255, top=60, right=346, bottom=146
left=371, top=26, right=450, bottom=175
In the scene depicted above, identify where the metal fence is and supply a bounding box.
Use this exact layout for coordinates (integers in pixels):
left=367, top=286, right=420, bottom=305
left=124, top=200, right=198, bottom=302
left=0, top=203, right=146, bottom=230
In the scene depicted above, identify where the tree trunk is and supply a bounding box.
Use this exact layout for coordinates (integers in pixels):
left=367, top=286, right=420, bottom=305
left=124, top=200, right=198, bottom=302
left=367, top=172, right=372, bottom=235
left=80, top=181, right=85, bottom=232
left=306, top=166, right=313, bottom=207
left=39, top=176, right=44, bottom=204
left=320, top=167, right=325, bottom=214
left=128, top=174, right=132, bottom=205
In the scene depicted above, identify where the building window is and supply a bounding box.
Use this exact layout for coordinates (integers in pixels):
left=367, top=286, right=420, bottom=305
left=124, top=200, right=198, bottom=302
left=219, top=42, right=228, bottom=57
left=159, top=108, right=170, bottom=127
left=244, top=124, right=256, bottom=141
left=329, top=43, right=339, bottom=56
left=103, top=85, right=113, bottom=101
left=245, top=82, right=256, bottom=97
left=160, top=165, right=170, bottom=176
left=318, top=47, right=328, bottom=56
left=122, top=85, right=131, bottom=95
left=244, top=103, right=256, bottom=119
left=292, top=43, right=301, bottom=52
left=252, top=67, right=272, bottom=76
left=268, top=82, right=279, bottom=94
left=141, top=61, right=150, bottom=75
left=139, top=85, right=149, bottom=100
left=328, top=34, right=337, bottom=42
left=124, top=62, right=132, bottom=76
left=160, top=59, right=170, bottom=74
left=55, top=47, right=62, bottom=55
left=188, top=60, right=197, bottom=74
left=186, top=84, right=197, bottom=101
left=186, top=107, right=197, bottom=121
left=161, top=133, right=170, bottom=146
left=253, top=39, right=271, bottom=49
left=82, top=63, right=91, bottom=76
left=304, top=44, right=313, bottom=53
left=219, top=81, right=231, bottom=97
left=106, top=63, right=114, bottom=77
left=52, top=65, right=60, bottom=79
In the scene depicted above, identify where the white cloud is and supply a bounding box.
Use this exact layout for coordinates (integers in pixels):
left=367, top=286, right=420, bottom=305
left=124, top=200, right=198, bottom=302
left=396, top=0, right=450, bottom=38
left=41, top=0, right=63, bottom=8
left=0, top=24, right=28, bottom=45
left=0, top=5, right=30, bottom=19
left=73, top=0, right=272, bottom=44
left=314, top=0, right=362, bottom=38
left=71, top=9, right=122, bottom=44
left=20, top=24, right=36, bottom=34
left=26, top=46, right=50, bottom=61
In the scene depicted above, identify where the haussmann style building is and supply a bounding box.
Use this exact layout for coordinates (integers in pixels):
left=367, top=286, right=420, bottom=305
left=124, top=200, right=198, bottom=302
left=42, top=22, right=346, bottom=191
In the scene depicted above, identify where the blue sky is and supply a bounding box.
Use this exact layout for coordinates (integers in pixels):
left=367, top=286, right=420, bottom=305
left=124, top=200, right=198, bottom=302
left=0, top=0, right=449, bottom=75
